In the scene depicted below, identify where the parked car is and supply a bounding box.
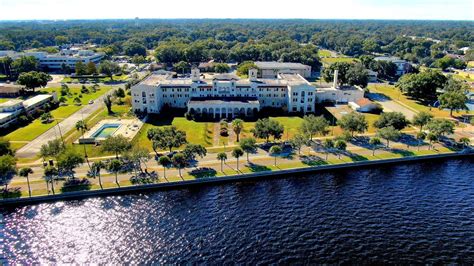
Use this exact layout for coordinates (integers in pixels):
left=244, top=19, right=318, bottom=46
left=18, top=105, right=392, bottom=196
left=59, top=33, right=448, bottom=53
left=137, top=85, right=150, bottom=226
left=88, top=100, right=94, bottom=104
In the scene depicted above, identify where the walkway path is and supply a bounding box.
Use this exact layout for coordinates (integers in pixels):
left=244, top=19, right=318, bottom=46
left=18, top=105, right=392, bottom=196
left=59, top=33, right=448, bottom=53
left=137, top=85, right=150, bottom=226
left=16, top=88, right=117, bottom=158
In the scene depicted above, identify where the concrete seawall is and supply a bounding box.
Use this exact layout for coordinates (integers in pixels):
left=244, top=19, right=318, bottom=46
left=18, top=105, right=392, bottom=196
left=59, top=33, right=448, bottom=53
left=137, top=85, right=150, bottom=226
left=1, top=152, right=473, bottom=207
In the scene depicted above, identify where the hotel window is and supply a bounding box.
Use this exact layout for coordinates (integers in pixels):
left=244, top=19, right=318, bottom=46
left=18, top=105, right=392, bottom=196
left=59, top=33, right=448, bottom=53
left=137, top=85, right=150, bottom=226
left=293, top=92, right=298, bottom=96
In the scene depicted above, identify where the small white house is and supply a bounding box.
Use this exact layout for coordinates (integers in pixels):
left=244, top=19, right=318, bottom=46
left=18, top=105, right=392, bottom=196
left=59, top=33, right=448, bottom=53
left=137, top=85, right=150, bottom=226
left=349, top=98, right=381, bottom=113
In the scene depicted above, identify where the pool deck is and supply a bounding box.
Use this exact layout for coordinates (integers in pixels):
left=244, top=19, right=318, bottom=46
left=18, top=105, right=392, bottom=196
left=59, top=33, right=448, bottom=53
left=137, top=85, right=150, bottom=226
left=78, top=119, right=143, bottom=143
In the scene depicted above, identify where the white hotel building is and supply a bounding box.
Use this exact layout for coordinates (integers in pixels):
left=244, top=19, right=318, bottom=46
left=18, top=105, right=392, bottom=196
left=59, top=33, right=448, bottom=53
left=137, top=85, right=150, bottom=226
left=132, top=68, right=364, bottom=119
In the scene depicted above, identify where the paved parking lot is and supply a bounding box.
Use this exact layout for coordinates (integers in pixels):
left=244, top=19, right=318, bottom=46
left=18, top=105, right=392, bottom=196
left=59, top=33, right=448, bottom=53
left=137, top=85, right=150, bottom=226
left=367, top=92, right=417, bottom=120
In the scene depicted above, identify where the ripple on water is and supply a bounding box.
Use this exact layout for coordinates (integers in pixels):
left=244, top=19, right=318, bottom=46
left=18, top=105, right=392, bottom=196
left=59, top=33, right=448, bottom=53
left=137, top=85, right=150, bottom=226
left=2, top=158, right=474, bottom=264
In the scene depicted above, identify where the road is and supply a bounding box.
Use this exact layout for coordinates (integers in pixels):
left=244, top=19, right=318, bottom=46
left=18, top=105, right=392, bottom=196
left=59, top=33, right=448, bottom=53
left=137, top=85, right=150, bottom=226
left=16, top=88, right=117, bottom=158
left=367, top=92, right=417, bottom=120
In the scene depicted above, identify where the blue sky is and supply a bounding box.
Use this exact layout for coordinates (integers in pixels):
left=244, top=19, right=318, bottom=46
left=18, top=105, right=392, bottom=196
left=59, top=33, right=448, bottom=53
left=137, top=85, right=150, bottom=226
left=0, top=0, right=472, bottom=20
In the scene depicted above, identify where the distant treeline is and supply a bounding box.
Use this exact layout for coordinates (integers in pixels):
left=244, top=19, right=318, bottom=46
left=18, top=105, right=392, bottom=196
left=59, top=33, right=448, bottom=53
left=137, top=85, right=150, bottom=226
left=0, top=19, right=473, bottom=67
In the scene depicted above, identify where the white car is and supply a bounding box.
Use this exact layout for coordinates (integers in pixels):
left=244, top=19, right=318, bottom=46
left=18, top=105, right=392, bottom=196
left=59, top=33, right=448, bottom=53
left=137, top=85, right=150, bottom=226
left=88, top=100, right=94, bottom=104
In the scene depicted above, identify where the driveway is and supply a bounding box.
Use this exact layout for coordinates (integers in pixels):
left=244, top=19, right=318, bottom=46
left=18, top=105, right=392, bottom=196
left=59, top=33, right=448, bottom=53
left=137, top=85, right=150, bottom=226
left=16, top=88, right=116, bottom=158
left=367, top=92, right=417, bottom=120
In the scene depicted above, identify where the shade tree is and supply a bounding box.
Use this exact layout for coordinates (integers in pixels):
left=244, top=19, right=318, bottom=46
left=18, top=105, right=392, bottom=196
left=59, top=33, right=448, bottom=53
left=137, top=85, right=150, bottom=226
left=252, top=118, right=284, bottom=142
left=368, top=137, right=382, bottom=156
left=17, top=71, right=52, bottom=92
left=239, top=137, right=257, bottom=162
left=374, top=112, right=409, bottom=131
left=101, top=135, right=132, bottom=159
left=147, top=126, right=187, bottom=153
left=337, top=112, right=368, bottom=138
left=269, top=145, right=282, bottom=166
left=299, top=115, right=329, bottom=141
left=289, top=134, right=308, bottom=155
left=376, top=126, right=401, bottom=148
left=412, top=111, right=433, bottom=132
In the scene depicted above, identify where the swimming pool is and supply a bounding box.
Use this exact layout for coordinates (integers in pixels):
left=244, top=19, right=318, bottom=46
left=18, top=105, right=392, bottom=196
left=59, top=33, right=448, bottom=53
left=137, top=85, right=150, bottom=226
left=91, top=123, right=121, bottom=138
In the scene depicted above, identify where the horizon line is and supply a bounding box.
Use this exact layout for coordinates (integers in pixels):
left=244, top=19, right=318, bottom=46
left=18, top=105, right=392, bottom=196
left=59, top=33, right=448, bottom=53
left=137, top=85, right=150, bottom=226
left=0, top=18, right=473, bottom=22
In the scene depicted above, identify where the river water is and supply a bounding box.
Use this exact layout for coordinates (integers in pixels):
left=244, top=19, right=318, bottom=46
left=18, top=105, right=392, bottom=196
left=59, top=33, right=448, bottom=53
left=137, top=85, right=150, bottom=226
left=2, top=158, right=474, bottom=264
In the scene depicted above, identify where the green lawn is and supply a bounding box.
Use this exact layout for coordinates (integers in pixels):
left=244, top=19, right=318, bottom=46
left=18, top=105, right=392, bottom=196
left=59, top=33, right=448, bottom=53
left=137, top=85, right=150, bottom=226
left=240, top=116, right=304, bottom=141
left=321, top=57, right=357, bottom=66
left=368, top=83, right=472, bottom=118
left=453, top=70, right=474, bottom=82
left=43, top=85, right=111, bottom=105
left=61, top=74, right=128, bottom=83
left=137, top=116, right=304, bottom=148
left=2, top=86, right=112, bottom=143
left=135, top=117, right=214, bottom=151
left=317, top=49, right=332, bottom=57
left=3, top=105, right=82, bottom=142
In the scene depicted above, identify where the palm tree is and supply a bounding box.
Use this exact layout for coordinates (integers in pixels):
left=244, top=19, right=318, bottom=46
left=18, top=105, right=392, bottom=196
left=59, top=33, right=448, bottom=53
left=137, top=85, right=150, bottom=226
left=269, top=145, right=282, bottom=166
left=158, top=155, right=171, bottom=181
left=369, top=137, right=382, bottom=156
left=217, top=152, right=227, bottom=172
left=171, top=153, right=187, bottom=180
left=19, top=167, right=33, bottom=197
left=107, top=159, right=122, bottom=186
left=44, top=166, right=58, bottom=195
left=75, top=120, right=90, bottom=169
left=232, top=147, right=244, bottom=172
left=232, top=119, right=244, bottom=142
left=459, top=137, right=471, bottom=149
left=91, top=161, right=105, bottom=189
